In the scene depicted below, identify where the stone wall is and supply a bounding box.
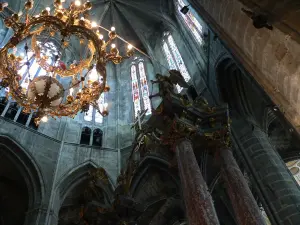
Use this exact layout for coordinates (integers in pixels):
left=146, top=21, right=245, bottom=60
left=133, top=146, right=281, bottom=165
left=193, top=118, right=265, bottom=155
left=188, top=0, right=300, bottom=134
left=0, top=116, right=119, bottom=225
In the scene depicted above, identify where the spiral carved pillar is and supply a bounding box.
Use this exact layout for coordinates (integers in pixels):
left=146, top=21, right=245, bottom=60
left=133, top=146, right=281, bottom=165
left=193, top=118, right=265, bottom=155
left=175, top=139, right=220, bottom=225
left=219, top=148, right=266, bottom=225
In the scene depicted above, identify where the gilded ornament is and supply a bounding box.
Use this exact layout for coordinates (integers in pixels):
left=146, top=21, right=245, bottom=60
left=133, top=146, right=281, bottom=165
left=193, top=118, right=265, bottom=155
left=55, top=11, right=63, bottom=19
left=4, top=18, right=12, bottom=28
left=24, top=1, right=33, bottom=10
left=66, top=95, right=74, bottom=103
left=108, top=31, right=117, bottom=39
left=84, top=1, right=92, bottom=10
left=54, top=0, right=61, bottom=7
left=0, top=0, right=134, bottom=123
left=11, top=14, right=19, bottom=22
left=103, top=85, right=110, bottom=92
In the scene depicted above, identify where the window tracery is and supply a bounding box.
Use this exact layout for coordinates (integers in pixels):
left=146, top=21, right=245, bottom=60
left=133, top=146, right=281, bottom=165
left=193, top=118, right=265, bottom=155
left=286, top=159, right=300, bottom=185
left=177, top=0, right=204, bottom=45
left=131, top=60, right=151, bottom=118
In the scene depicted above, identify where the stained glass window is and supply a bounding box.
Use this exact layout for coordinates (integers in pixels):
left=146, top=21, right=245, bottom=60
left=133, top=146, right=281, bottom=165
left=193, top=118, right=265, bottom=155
left=167, top=35, right=190, bottom=82
left=162, top=33, right=191, bottom=92
left=131, top=65, right=141, bottom=118
left=177, top=0, right=204, bottom=45
left=163, top=41, right=177, bottom=70
left=138, top=62, right=151, bottom=115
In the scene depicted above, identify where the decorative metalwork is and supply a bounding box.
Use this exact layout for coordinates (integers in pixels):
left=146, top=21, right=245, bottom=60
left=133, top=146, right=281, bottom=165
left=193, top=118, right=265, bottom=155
left=0, top=0, right=134, bottom=124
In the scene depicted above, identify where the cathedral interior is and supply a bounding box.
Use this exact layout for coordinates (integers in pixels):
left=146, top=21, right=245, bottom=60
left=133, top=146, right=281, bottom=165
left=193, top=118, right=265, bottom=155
left=1, top=0, right=300, bottom=225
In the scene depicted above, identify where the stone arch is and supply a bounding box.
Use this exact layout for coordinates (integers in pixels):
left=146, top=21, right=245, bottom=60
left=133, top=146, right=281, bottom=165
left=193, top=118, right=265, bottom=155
left=265, top=108, right=291, bottom=151
left=0, top=135, right=45, bottom=225
left=49, top=162, right=115, bottom=225
left=215, top=57, right=253, bottom=117
left=127, top=155, right=185, bottom=225
left=56, top=162, right=114, bottom=203
left=129, top=155, right=180, bottom=197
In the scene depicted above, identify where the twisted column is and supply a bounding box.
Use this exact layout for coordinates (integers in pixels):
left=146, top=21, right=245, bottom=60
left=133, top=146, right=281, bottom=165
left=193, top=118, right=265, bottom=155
left=219, top=148, right=266, bottom=225
left=175, top=139, right=220, bottom=225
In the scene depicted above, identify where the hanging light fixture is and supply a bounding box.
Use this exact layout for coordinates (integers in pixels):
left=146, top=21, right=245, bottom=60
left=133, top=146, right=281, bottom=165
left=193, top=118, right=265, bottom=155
left=0, top=0, right=134, bottom=124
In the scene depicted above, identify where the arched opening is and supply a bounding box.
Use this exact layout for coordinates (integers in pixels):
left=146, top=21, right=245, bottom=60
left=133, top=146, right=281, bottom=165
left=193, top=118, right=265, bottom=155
left=93, top=129, right=103, bottom=147
left=0, top=136, right=43, bottom=225
left=56, top=164, right=114, bottom=225
left=216, top=58, right=251, bottom=117
left=128, top=157, right=184, bottom=225
left=80, top=127, right=91, bottom=145
left=4, top=102, right=19, bottom=120
left=0, top=97, right=7, bottom=114
left=16, top=109, right=30, bottom=125
left=0, top=153, right=29, bottom=225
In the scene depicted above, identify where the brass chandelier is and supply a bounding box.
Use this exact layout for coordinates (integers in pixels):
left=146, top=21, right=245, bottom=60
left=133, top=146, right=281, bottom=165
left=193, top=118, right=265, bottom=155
left=0, top=0, right=134, bottom=124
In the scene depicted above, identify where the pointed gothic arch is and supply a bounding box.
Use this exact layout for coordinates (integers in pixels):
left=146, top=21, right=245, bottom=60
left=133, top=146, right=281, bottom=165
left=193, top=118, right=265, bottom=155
left=0, top=135, right=44, bottom=225
left=216, top=57, right=253, bottom=117
left=56, top=162, right=115, bottom=205
left=129, top=155, right=180, bottom=197
left=50, top=162, right=115, bottom=224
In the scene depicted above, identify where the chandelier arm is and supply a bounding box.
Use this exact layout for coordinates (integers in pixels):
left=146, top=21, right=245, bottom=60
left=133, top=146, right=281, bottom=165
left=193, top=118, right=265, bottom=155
left=66, top=66, right=93, bottom=91
left=0, top=0, right=134, bottom=122
left=116, top=34, right=150, bottom=59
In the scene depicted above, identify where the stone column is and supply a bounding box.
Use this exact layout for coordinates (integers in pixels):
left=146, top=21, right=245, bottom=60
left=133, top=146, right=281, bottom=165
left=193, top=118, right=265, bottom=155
left=235, top=126, right=300, bottom=224
left=175, top=139, right=220, bottom=225
left=219, top=148, right=266, bottom=225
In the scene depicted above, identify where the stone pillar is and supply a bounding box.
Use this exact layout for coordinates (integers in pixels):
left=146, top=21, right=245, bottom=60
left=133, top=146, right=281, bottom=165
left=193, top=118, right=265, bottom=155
left=13, top=107, right=22, bottom=122
left=1, top=100, right=11, bottom=117
left=175, top=139, right=220, bottom=225
left=219, top=148, right=266, bottom=225
left=236, top=126, right=300, bottom=224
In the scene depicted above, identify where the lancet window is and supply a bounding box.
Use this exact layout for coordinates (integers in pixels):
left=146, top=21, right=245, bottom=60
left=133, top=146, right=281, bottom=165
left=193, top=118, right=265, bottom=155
left=131, top=60, right=151, bottom=118
left=177, top=0, right=204, bottom=45
left=162, top=33, right=191, bottom=92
